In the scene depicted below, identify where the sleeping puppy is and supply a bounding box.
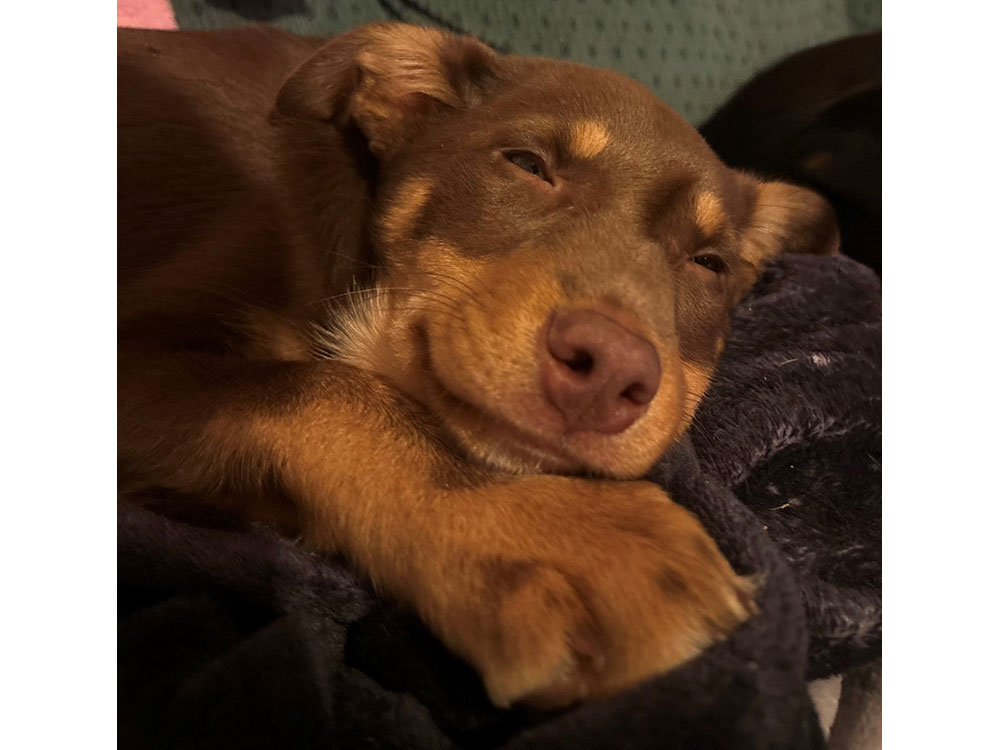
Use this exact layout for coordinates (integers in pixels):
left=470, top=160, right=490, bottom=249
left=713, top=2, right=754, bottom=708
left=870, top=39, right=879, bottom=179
left=118, top=23, right=838, bottom=708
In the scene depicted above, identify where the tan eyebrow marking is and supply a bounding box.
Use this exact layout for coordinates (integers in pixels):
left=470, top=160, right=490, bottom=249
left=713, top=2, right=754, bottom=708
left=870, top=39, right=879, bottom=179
left=694, top=191, right=725, bottom=237
left=379, top=177, right=434, bottom=241
left=568, top=119, right=611, bottom=159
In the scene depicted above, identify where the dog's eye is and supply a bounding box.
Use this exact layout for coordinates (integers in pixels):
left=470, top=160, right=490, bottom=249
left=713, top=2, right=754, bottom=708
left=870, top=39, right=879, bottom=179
left=505, top=151, right=552, bottom=183
left=689, top=254, right=727, bottom=274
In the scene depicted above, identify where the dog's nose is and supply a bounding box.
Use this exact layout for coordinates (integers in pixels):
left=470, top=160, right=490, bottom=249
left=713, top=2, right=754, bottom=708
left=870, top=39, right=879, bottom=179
left=541, top=309, right=661, bottom=434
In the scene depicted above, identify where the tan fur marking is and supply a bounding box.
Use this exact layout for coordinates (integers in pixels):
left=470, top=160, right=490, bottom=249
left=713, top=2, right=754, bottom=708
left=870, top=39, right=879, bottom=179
left=348, top=26, right=464, bottom=155
left=356, top=26, right=457, bottom=105
left=379, top=177, right=434, bottom=241
left=694, top=191, right=724, bottom=237
left=680, top=360, right=713, bottom=427
left=742, top=181, right=840, bottom=270
left=311, top=286, right=394, bottom=374
left=568, top=120, right=610, bottom=159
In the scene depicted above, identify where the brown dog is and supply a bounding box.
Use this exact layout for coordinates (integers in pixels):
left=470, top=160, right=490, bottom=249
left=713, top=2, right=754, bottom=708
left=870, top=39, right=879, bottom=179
left=118, top=23, right=838, bottom=709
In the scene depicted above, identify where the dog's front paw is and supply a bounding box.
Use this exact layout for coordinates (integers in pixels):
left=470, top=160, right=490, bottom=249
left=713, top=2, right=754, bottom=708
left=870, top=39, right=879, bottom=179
left=419, top=477, right=757, bottom=708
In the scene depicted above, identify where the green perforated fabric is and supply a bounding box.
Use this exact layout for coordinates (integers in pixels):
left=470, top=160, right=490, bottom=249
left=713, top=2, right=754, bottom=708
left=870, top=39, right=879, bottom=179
left=170, top=0, right=880, bottom=124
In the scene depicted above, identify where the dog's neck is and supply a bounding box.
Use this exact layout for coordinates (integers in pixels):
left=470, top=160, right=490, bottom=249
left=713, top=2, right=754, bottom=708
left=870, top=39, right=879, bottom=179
left=272, top=117, right=381, bottom=316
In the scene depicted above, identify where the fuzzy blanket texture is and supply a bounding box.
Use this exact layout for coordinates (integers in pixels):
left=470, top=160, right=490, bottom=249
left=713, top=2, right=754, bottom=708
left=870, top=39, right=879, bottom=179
left=118, top=252, right=881, bottom=749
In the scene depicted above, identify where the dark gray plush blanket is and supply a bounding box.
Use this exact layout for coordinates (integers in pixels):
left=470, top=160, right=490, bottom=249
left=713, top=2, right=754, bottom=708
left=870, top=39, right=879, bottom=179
left=118, top=253, right=881, bottom=750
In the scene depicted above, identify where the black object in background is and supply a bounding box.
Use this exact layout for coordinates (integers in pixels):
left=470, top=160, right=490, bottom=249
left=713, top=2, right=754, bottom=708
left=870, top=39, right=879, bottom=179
left=702, top=33, right=881, bottom=274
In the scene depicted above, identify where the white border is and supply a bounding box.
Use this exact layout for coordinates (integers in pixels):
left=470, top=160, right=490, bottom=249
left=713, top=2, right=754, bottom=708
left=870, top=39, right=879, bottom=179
left=1, top=4, right=114, bottom=747
left=885, top=2, right=1000, bottom=747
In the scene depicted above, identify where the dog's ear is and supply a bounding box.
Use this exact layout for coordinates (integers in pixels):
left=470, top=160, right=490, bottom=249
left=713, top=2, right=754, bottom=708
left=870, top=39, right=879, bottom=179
left=275, top=23, right=499, bottom=158
left=738, top=178, right=841, bottom=271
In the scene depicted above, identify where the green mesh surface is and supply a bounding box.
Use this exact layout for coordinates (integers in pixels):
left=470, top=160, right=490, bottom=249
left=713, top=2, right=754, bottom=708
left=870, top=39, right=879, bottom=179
left=170, top=0, right=880, bottom=124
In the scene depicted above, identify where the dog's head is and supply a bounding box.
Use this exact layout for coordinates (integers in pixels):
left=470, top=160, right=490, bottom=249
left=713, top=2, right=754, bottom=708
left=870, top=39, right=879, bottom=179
left=277, top=24, right=839, bottom=478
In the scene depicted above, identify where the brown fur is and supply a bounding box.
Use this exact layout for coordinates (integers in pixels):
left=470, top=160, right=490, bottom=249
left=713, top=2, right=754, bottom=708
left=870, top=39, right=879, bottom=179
left=118, top=23, right=838, bottom=708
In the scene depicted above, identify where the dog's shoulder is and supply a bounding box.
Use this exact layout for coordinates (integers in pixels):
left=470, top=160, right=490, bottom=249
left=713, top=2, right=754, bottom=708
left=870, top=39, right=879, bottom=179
left=118, top=26, right=323, bottom=112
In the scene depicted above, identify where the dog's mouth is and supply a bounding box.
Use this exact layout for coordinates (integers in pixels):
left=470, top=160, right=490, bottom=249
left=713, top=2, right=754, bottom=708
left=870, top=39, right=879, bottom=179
left=430, top=377, right=585, bottom=474
left=411, top=321, right=679, bottom=477
left=414, top=327, right=583, bottom=474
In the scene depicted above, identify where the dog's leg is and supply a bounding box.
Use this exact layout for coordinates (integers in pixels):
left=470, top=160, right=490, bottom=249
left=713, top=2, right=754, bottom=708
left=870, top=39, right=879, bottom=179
left=119, top=349, right=756, bottom=708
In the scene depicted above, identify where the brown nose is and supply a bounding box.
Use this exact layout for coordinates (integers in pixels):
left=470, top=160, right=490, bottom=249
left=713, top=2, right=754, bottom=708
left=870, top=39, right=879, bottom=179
left=541, top=309, right=661, bottom=435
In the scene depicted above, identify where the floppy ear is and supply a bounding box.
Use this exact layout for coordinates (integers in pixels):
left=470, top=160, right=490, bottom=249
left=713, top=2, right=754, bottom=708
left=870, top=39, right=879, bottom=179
left=275, top=23, right=499, bottom=158
left=738, top=179, right=841, bottom=271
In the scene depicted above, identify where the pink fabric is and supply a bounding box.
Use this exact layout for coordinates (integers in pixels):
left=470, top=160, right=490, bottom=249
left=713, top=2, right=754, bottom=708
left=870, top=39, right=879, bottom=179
left=118, top=0, right=177, bottom=30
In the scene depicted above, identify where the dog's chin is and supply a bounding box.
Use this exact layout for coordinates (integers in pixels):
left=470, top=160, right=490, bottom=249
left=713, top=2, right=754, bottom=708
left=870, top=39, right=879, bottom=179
left=393, top=322, right=680, bottom=478
left=450, top=405, right=669, bottom=478
left=421, top=372, right=671, bottom=479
